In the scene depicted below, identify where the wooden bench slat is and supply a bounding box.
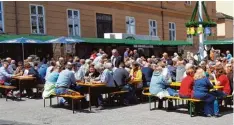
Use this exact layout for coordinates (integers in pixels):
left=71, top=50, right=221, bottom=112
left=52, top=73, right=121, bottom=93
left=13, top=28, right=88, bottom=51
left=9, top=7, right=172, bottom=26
left=0, top=85, right=16, bottom=89
left=110, top=91, right=128, bottom=94
left=50, top=93, right=84, bottom=99
left=142, top=92, right=201, bottom=102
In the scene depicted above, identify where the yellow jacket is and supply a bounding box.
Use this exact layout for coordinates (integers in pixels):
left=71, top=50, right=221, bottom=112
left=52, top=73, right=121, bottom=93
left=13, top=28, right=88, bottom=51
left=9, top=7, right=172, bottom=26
left=130, top=69, right=143, bottom=82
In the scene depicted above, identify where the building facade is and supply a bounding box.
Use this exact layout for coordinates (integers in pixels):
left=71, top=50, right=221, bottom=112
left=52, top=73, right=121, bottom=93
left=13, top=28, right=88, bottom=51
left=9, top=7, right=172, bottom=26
left=0, top=1, right=217, bottom=58
left=216, top=12, right=234, bottom=40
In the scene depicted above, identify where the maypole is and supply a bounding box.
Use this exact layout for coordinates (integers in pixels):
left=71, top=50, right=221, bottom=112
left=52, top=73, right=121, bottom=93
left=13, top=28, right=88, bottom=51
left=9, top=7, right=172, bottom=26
left=185, top=1, right=217, bottom=61
left=198, top=1, right=204, bottom=60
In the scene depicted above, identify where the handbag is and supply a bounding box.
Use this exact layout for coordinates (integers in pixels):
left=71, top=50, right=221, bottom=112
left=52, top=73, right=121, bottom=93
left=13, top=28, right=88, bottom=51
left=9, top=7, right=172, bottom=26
left=0, top=80, right=4, bottom=85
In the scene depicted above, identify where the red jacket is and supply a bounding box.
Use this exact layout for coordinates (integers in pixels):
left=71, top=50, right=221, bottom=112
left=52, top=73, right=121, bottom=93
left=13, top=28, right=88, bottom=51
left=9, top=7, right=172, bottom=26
left=179, top=75, right=194, bottom=97
left=217, top=74, right=231, bottom=95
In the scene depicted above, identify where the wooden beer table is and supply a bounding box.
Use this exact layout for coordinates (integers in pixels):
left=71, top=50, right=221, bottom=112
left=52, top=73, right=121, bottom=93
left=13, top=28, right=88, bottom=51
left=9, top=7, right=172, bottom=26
left=13, top=76, right=36, bottom=100
left=77, top=82, right=106, bottom=111
left=170, top=82, right=224, bottom=90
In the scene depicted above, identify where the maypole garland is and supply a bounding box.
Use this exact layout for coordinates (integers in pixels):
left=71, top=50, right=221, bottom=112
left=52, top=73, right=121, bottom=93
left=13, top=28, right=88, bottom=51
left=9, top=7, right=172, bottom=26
left=185, top=1, right=216, bottom=37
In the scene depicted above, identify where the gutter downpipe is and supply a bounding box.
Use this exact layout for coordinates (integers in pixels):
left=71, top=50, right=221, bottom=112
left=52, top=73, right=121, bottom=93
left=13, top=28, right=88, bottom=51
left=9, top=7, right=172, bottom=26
left=161, top=1, right=165, bottom=40
left=15, top=1, right=19, bottom=34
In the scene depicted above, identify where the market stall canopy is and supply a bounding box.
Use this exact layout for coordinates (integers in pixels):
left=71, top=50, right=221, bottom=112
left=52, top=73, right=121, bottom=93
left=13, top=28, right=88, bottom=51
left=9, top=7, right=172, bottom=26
left=82, top=38, right=192, bottom=46
left=0, top=34, right=55, bottom=43
left=204, top=39, right=234, bottom=45
left=44, top=36, right=84, bottom=43
left=0, top=37, right=44, bottom=43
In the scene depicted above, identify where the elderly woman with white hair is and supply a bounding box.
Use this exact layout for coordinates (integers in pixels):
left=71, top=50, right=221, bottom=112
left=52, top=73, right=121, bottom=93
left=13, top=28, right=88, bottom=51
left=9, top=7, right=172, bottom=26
left=149, top=65, right=178, bottom=109
left=92, top=62, right=117, bottom=109
left=95, top=63, right=115, bottom=87
left=193, top=68, right=221, bottom=117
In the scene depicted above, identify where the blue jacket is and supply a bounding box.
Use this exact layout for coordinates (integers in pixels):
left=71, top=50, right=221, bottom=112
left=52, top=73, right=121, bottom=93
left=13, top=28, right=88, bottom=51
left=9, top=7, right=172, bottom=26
left=193, top=77, right=213, bottom=99
left=141, top=67, right=153, bottom=83
left=149, top=71, right=171, bottom=95
left=56, top=69, right=76, bottom=88
left=0, top=67, right=13, bottom=82
left=168, top=65, right=176, bottom=82
left=38, top=64, right=48, bottom=80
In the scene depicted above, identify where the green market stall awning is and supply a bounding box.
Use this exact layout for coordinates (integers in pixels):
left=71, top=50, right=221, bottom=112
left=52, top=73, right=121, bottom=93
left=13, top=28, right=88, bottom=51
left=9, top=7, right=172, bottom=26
left=82, top=38, right=192, bottom=46
left=204, top=39, right=234, bottom=45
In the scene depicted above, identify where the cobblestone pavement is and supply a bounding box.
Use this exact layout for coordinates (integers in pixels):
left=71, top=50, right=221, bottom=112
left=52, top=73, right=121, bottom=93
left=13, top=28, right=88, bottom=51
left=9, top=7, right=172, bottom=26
left=0, top=98, right=233, bottom=125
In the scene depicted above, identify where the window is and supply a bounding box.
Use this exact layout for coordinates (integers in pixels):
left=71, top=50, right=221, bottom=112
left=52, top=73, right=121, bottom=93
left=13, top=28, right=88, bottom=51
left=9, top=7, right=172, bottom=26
left=185, top=1, right=192, bottom=5
left=169, top=22, right=176, bottom=41
left=126, top=16, right=135, bottom=34
left=149, top=19, right=157, bottom=36
left=67, top=9, right=80, bottom=36
left=0, top=1, right=4, bottom=33
left=96, top=13, right=112, bottom=38
left=30, top=5, right=45, bottom=34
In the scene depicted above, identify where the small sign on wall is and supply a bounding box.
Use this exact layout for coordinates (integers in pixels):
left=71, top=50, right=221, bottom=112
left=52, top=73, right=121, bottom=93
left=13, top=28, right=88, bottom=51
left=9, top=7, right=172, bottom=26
left=65, top=44, right=73, bottom=54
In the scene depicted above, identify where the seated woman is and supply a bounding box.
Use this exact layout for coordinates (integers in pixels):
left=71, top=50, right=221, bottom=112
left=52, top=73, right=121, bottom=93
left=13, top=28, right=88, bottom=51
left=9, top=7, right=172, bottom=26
left=149, top=65, right=176, bottom=109
left=42, top=66, right=62, bottom=98
left=130, top=62, right=143, bottom=88
left=84, top=66, right=100, bottom=83
left=179, top=64, right=195, bottom=98
left=214, top=64, right=231, bottom=95
left=23, top=62, right=40, bottom=98
left=192, top=68, right=220, bottom=117
left=225, top=63, right=233, bottom=94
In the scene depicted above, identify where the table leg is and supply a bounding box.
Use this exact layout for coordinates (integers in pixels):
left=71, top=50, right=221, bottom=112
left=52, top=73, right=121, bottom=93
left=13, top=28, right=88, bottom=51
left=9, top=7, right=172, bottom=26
left=89, top=87, right=91, bottom=111
left=5, top=89, right=7, bottom=101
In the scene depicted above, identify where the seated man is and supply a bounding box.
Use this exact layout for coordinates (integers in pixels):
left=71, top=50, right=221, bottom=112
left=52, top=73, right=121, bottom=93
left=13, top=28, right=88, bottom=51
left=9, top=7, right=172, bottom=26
left=113, top=62, right=137, bottom=105
left=38, top=61, right=48, bottom=84
left=55, top=62, right=77, bottom=105
left=0, top=60, right=20, bottom=96
left=141, top=63, right=153, bottom=87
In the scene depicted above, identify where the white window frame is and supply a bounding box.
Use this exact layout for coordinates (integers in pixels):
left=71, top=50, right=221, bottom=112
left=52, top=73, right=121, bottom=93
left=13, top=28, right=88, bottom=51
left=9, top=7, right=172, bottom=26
left=185, top=1, right=192, bottom=6
left=148, top=19, right=157, bottom=36
left=126, top=16, right=135, bottom=34
left=67, top=9, right=81, bottom=37
left=169, top=22, right=176, bottom=41
left=29, top=4, right=46, bottom=34
left=0, top=1, right=4, bottom=33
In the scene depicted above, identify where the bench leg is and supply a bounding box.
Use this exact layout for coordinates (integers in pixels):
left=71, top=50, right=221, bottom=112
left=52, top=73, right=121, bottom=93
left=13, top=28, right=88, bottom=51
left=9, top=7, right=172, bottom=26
left=44, top=99, right=45, bottom=107
left=189, top=101, right=192, bottom=117
left=50, top=96, right=52, bottom=107
left=79, top=100, right=81, bottom=111
left=189, top=101, right=195, bottom=117
left=57, top=97, right=59, bottom=105
left=72, top=99, right=74, bottom=114
left=149, top=96, right=151, bottom=110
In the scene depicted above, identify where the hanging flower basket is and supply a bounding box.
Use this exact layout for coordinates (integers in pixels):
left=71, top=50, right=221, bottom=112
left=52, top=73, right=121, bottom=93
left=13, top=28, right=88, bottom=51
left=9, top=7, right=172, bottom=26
left=190, top=27, right=196, bottom=35
left=197, top=26, right=203, bottom=34
left=204, top=27, right=211, bottom=36
left=185, top=21, right=216, bottom=28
